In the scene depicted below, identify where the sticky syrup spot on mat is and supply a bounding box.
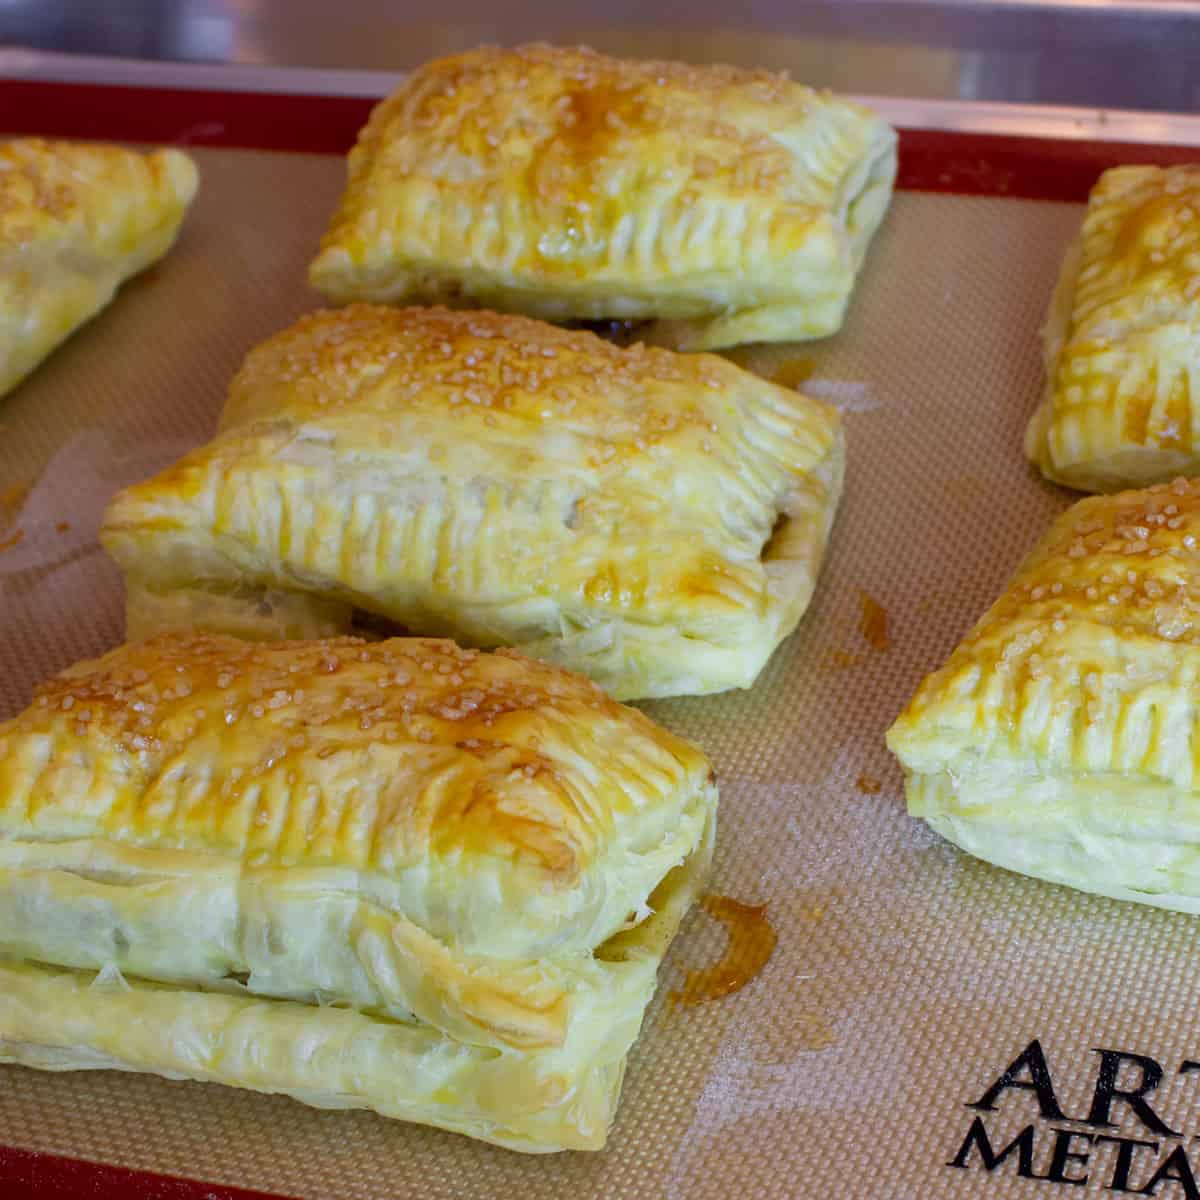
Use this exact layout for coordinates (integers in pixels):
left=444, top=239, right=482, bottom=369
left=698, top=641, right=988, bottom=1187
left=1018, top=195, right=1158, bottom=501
left=748, top=1000, right=837, bottom=1063
left=765, top=357, right=817, bottom=391
left=55, top=521, right=70, bottom=534
left=0, top=529, right=24, bottom=552
left=856, top=773, right=882, bottom=795
left=776, top=1008, right=836, bottom=1054
left=778, top=898, right=836, bottom=1051
left=828, top=648, right=863, bottom=670
left=1, top=481, right=29, bottom=513
left=722, top=349, right=816, bottom=390
left=674, top=895, right=778, bottom=1005
left=860, top=591, right=891, bottom=651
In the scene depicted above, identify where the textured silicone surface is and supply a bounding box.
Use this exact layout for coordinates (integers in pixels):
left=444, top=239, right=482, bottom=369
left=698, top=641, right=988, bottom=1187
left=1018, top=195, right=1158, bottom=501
left=6, top=144, right=1189, bottom=1197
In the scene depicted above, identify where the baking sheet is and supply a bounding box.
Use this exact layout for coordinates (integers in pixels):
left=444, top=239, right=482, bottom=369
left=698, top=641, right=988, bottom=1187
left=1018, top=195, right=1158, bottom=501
left=2, top=145, right=1194, bottom=1199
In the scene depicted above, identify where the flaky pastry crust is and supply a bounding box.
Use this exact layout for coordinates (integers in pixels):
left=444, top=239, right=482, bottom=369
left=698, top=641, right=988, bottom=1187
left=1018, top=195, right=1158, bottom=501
left=889, top=477, right=1200, bottom=911
left=0, top=138, right=198, bottom=397
left=1027, top=165, right=1200, bottom=492
left=0, top=632, right=716, bottom=1150
left=308, top=43, right=896, bottom=350
left=102, top=305, right=844, bottom=699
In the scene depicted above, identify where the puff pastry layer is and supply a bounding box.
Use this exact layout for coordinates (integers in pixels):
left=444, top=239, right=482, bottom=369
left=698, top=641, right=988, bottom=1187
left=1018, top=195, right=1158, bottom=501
left=102, top=305, right=845, bottom=700
left=1026, top=165, right=1200, bottom=492
left=308, top=43, right=896, bottom=351
left=888, top=477, right=1200, bottom=911
left=0, top=139, right=198, bottom=397
left=0, top=633, right=716, bottom=1150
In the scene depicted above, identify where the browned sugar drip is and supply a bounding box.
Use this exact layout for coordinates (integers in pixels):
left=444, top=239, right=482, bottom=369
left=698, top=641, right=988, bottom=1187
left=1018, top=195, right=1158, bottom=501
left=766, top=357, right=818, bottom=391
left=720, top=349, right=816, bottom=391
left=674, top=895, right=778, bottom=1005
left=860, top=591, right=891, bottom=651
left=828, top=649, right=863, bottom=670
left=0, top=529, right=24, bottom=552
left=855, top=773, right=882, bottom=795
left=0, top=481, right=29, bottom=511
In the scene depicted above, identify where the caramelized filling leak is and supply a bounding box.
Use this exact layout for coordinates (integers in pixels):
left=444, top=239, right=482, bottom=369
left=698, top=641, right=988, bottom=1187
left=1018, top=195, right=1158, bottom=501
left=674, top=894, right=778, bottom=1005
left=855, top=773, right=882, bottom=795
left=859, top=590, right=891, bottom=651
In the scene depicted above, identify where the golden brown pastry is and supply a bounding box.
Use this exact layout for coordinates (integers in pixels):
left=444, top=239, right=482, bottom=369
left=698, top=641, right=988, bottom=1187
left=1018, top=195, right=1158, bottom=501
left=1026, top=164, right=1200, bottom=492
left=888, top=476, right=1200, bottom=912
left=308, top=43, right=896, bottom=351
left=0, top=632, right=716, bottom=1151
left=101, top=305, right=845, bottom=700
left=0, top=138, right=198, bottom=397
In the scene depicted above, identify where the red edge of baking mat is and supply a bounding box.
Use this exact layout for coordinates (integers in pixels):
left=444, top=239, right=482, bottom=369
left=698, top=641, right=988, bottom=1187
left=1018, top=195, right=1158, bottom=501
left=0, top=72, right=1197, bottom=1200
left=0, top=1144, right=299, bottom=1200
left=3, top=78, right=1199, bottom=201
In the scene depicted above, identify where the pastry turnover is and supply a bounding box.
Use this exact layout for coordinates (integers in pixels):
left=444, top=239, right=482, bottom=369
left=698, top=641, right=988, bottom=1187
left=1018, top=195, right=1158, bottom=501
left=308, top=43, right=896, bottom=351
left=1026, top=164, right=1200, bottom=492
left=0, top=633, right=716, bottom=1151
left=101, top=305, right=845, bottom=700
left=888, top=476, right=1200, bottom=912
left=0, top=139, right=198, bottom=398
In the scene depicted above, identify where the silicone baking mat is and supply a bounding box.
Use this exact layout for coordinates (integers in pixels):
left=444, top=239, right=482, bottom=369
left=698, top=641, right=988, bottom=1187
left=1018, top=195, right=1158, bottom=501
left=1, top=111, right=1199, bottom=1199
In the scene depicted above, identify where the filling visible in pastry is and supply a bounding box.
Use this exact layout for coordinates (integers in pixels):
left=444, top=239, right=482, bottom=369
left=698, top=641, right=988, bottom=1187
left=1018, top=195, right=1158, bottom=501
left=0, top=138, right=198, bottom=398
left=0, top=632, right=717, bottom=1151
left=308, top=43, right=896, bottom=351
left=888, top=477, right=1200, bottom=912
left=1026, top=164, right=1200, bottom=492
left=101, top=305, right=845, bottom=700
